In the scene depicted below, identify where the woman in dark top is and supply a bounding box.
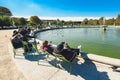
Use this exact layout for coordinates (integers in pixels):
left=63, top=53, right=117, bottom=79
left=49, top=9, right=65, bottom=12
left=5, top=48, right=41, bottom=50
left=54, top=42, right=80, bottom=62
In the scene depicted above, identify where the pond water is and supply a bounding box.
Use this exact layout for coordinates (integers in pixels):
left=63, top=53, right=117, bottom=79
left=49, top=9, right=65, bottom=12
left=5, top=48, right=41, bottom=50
left=36, top=28, right=120, bottom=59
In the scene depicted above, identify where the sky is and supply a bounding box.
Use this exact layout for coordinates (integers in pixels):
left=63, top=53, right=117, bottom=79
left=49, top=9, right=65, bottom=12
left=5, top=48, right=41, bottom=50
left=0, top=0, right=120, bottom=21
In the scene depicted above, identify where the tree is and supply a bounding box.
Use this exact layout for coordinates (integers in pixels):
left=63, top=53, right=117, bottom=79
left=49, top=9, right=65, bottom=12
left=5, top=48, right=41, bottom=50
left=28, top=21, right=36, bottom=28
left=29, top=16, right=42, bottom=28
left=88, top=19, right=94, bottom=25
left=29, top=16, right=42, bottom=27
left=18, top=17, right=27, bottom=26
left=11, top=17, right=19, bottom=26
left=93, top=19, right=99, bottom=25
left=51, top=20, right=57, bottom=25
left=99, top=17, right=104, bottom=25
left=0, top=6, right=12, bottom=28
left=42, top=20, right=49, bottom=27
left=106, top=18, right=115, bottom=25
left=0, top=16, right=11, bottom=28
left=57, top=20, right=65, bottom=27
left=60, top=20, right=65, bottom=26
left=65, top=21, right=73, bottom=26
left=116, top=14, right=120, bottom=25
left=0, top=6, right=12, bottom=17
left=81, top=18, right=88, bottom=25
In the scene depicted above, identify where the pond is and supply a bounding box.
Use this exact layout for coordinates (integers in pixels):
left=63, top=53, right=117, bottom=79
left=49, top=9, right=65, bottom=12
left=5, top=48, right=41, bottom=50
left=36, top=28, right=120, bottom=59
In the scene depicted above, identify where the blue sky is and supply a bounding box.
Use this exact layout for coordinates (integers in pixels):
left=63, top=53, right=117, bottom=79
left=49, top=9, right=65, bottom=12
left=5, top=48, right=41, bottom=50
left=0, top=0, right=120, bottom=18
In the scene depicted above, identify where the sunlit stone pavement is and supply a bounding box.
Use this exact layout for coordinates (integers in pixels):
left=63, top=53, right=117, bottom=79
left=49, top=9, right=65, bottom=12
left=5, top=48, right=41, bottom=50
left=9, top=43, right=120, bottom=80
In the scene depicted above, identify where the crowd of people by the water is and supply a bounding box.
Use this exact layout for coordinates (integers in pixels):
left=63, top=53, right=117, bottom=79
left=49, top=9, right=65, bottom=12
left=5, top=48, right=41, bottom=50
left=11, top=27, right=36, bottom=52
left=11, top=27, right=81, bottom=62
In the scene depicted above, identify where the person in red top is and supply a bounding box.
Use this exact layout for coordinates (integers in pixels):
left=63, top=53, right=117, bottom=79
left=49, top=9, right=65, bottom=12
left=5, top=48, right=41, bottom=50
left=40, top=40, right=47, bottom=51
left=40, top=40, right=54, bottom=54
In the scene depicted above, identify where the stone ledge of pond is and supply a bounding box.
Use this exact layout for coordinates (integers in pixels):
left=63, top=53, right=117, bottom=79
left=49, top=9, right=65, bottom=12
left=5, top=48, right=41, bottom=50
left=81, top=52, right=120, bottom=68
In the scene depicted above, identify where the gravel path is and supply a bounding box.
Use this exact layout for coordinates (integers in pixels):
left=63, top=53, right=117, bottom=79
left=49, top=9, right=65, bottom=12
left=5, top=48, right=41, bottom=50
left=0, top=30, right=27, bottom=80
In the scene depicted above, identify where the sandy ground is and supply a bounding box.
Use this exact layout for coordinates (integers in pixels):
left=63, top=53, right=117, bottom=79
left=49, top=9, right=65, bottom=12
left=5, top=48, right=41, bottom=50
left=0, top=30, right=26, bottom=80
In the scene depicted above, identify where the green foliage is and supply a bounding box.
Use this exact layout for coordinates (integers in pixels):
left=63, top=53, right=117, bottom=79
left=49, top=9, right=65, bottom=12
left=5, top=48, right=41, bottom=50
left=116, top=14, right=120, bottom=25
left=106, top=18, right=115, bottom=25
left=0, top=16, right=11, bottom=28
left=11, top=17, right=27, bottom=27
left=28, top=22, right=36, bottom=27
left=11, top=17, right=19, bottom=26
left=29, top=16, right=42, bottom=25
left=0, top=6, right=12, bottom=16
left=93, top=19, right=99, bottom=25
left=0, top=6, right=12, bottom=28
left=88, top=19, right=94, bottom=25
left=29, top=16, right=43, bottom=28
left=98, top=17, right=104, bottom=25
left=18, top=17, right=27, bottom=26
left=50, top=20, right=57, bottom=25
left=81, top=18, right=88, bottom=25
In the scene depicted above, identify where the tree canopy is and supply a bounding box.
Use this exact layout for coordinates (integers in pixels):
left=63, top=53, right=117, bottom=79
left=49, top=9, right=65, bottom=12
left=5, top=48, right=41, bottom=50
left=116, top=14, right=120, bottom=25
left=0, top=6, right=12, bottom=16
left=29, top=16, right=41, bottom=25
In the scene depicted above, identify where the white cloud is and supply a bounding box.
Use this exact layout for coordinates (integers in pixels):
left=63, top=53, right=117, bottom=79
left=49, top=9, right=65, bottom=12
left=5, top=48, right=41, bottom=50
left=28, top=3, right=42, bottom=11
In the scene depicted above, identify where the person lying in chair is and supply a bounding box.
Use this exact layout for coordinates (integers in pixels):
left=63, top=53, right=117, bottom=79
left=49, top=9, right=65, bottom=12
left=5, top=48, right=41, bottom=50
left=54, top=42, right=80, bottom=62
left=40, top=41, right=80, bottom=62
left=64, top=43, right=80, bottom=55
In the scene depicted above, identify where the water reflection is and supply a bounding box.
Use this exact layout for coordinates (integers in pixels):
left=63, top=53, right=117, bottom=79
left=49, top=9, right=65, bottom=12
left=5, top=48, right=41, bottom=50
left=83, top=28, right=88, bottom=34
left=101, top=29, right=107, bottom=41
left=116, top=28, right=120, bottom=37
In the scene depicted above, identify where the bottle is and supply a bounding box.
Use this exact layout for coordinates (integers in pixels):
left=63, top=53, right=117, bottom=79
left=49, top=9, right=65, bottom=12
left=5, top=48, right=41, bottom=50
left=78, top=45, right=82, bottom=52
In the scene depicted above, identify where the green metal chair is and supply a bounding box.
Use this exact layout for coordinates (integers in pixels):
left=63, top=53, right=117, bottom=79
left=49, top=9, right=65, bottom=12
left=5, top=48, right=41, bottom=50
left=10, top=38, right=24, bottom=58
left=52, top=52, right=74, bottom=73
left=37, top=48, right=77, bottom=74
left=22, top=41, right=31, bottom=53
